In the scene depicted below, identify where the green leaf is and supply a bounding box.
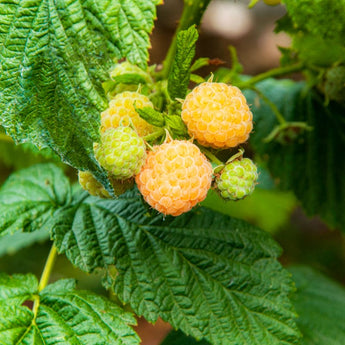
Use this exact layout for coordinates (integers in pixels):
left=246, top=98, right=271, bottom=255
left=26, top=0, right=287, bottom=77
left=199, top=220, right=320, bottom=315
left=0, top=0, right=159, bottom=188
left=0, top=273, right=139, bottom=345
left=245, top=79, right=345, bottom=231
left=168, top=26, right=199, bottom=100
left=161, top=330, right=210, bottom=345
left=202, top=189, right=296, bottom=234
left=0, top=163, right=72, bottom=236
left=0, top=130, right=59, bottom=170
left=282, top=0, right=345, bottom=41
left=164, top=114, right=189, bottom=138
left=289, top=266, right=345, bottom=345
left=136, top=107, right=165, bottom=127
left=52, top=188, right=300, bottom=345
left=190, top=57, right=210, bottom=72
left=278, top=1, right=345, bottom=68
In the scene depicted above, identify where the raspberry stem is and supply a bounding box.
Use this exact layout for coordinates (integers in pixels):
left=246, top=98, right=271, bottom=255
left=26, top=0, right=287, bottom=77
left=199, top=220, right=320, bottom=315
left=250, top=86, right=286, bottom=125
left=143, top=128, right=165, bottom=142
left=198, top=146, right=223, bottom=166
left=32, top=244, right=58, bottom=319
left=237, top=62, right=304, bottom=89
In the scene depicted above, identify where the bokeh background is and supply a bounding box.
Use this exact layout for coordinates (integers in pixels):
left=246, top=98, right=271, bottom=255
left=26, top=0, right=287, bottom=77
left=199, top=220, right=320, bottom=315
left=0, top=1, right=344, bottom=344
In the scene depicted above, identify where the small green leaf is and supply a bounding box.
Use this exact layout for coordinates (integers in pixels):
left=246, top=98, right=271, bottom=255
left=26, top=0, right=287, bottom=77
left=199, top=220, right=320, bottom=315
left=0, top=163, right=72, bottom=236
left=164, top=114, right=189, bottom=137
left=168, top=26, right=199, bottom=100
left=0, top=273, right=139, bottom=345
left=290, top=266, right=345, bottom=345
left=245, top=79, right=345, bottom=231
left=52, top=188, right=300, bottom=345
left=136, top=107, right=165, bottom=127
left=190, top=57, right=210, bottom=72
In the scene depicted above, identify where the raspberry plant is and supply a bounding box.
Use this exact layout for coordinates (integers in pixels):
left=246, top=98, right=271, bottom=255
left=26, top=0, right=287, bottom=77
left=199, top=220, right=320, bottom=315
left=0, top=1, right=344, bottom=344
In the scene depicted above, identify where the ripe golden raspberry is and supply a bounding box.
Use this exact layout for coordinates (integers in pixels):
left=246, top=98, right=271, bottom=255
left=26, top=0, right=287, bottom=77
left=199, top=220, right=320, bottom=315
left=181, top=82, right=253, bottom=148
left=135, top=140, right=213, bottom=216
left=78, top=171, right=134, bottom=198
left=101, top=91, right=157, bottom=137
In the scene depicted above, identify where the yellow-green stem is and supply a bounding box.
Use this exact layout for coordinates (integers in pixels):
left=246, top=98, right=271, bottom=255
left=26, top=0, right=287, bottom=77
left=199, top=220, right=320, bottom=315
left=237, top=62, right=304, bottom=89
left=38, top=245, right=58, bottom=292
left=199, top=146, right=223, bottom=166
left=31, top=244, right=58, bottom=320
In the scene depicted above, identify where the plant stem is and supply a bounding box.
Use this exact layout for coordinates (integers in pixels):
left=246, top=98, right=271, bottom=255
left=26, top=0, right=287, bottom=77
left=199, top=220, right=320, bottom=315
left=162, top=0, right=212, bottom=79
left=143, top=128, right=165, bottom=142
left=252, top=87, right=286, bottom=125
left=32, top=244, right=58, bottom=319
left=237, top=62, right=304, bottom=89
left=198, top=146, right=223, bottom=166
left=38, top=245, right=58, bottom=292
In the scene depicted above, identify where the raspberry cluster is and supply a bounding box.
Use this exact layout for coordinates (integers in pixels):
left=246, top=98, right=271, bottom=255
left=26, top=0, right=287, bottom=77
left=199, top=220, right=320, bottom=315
left=79, top=61, right=257, bottom=216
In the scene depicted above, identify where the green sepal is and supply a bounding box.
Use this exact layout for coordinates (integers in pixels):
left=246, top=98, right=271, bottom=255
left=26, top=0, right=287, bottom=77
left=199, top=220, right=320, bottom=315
left=164, top=114, right=189, bottom=137
left=135, top=107, right=165, bottom=127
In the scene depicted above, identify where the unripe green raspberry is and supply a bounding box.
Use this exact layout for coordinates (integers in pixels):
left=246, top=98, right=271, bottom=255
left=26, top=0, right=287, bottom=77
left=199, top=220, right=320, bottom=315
left=78, top=171, right=135, bottom=198
left=94, top=127, right=147, bottom=179
left=216, top=158, right=258, bottom=200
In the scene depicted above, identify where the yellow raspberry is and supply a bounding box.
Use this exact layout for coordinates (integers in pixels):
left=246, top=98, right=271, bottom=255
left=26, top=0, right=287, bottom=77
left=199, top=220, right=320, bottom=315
left=78, top=171, right=134, bottom=198
left=78, top=171, right=111, bottom=198
left=135, top=140, right=213, bottom=216
left=101, top=91, right=157, bottom=137
left=181, top=82, right=253, bottom=148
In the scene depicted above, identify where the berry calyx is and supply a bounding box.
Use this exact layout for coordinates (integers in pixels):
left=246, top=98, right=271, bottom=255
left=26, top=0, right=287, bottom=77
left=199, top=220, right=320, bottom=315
left=215, top=158, right=258, bottom=200
left=94, top=126, right=147, bottom=179
left=181, top=82, right=253, bottom=149
left=136, top=140, right=213, bottom=216
left=101, top=91, right=157, bottom=137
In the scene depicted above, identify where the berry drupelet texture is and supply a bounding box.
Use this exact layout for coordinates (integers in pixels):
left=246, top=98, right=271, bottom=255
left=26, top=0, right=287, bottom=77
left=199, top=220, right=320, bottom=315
left=181, top=82, right=253, bottom=149
left=136, top=140, right=213, bottom=216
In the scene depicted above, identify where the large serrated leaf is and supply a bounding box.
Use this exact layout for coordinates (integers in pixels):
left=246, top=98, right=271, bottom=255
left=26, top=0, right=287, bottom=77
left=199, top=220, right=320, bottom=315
left=0, top=274, right=139, bottom=345
left=0, top=163, right=72, bottom=236
left=50, top=187, right=300, bottom=345
left=0, top=0, right=158, bottom=187
left=289, top=266, right=345, bottom=345
left=245, top=79, right=345, bottom=231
